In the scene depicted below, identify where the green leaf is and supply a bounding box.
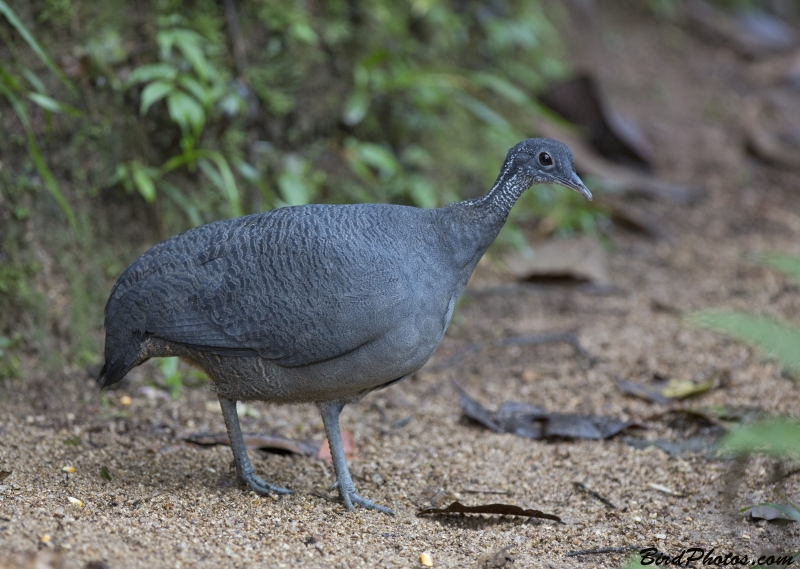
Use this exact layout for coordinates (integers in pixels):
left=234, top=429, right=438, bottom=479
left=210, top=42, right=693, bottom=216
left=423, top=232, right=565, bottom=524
left=0, top=0, right=76, bottom=95
left=158, top=29, right=210, bottom=81
left=131, top=165, right=156, bottom=202
left=290, top=22, right=319, bottom=45
left=99, top=465, right=112, bottom=481
left=759, top=253, right=800, bottom=286
left=349, top=141, right=400, bottom=179
left=198, top=152, right=241, bottom=216
left=126, top=63, right=177, bottom=86
left=342, top=89, right=370, bottom=126
left=0, top=80, right=79, bottom=235
left=166, top=90, right=205, bottom=135
left=718, top=419, right=800, bottom=458
left=471, top=72, right=531, bottom=106
left=455, top=92, right=509, bottom=128
left=28, top=93, right=81, bottom=116
left=159, top=181, right=202, bottom=227
left=407, top=177, right=438, bottom=209
left=755, top=502, right=800, bottom=523
left=691, top=310, right=800, bottom=378
left=277, top=155, right=314, bottom=207
left=21, top=68, right=46, bottom=94
left=139, top=80, right=174, bottom=115
left=159, top=356, right=182, bottom=399
left=177, top=76, right=210, bottom=107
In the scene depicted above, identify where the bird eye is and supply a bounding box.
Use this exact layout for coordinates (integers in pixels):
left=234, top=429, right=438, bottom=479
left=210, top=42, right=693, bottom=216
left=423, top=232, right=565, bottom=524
left=538, top=151, right=554, bottom=167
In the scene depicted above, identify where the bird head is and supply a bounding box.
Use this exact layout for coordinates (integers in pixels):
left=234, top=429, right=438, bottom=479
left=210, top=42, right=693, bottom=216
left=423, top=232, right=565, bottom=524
left=505, top=138, right=592, bottom=200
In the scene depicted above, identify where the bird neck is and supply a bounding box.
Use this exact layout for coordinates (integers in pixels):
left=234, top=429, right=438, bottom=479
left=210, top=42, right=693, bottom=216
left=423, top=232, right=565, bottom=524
left=460, top=165, right=533, bottom=242
left=438, top=167, right=533, bottom=274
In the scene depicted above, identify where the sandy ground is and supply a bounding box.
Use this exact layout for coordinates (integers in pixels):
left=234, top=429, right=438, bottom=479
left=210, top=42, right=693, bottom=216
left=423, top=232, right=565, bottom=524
left=3, top=3, right=800, bottom=568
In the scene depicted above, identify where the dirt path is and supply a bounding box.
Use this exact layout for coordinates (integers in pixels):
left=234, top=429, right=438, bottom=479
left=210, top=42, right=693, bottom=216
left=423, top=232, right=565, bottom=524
left=2, top=4, right=800, bottom=568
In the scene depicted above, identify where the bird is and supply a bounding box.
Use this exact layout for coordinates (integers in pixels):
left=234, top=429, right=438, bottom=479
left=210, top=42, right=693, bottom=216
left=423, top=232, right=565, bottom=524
left=98, top=138, right=591, bottom=515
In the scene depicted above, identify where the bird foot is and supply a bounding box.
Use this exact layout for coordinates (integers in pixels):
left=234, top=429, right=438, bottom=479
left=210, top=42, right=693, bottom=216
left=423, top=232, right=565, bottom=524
left=346, top=492, right=395, bottom=515
left=321, top=481, right=393, bottom=514
left=240, top=472, right=293, bottom=496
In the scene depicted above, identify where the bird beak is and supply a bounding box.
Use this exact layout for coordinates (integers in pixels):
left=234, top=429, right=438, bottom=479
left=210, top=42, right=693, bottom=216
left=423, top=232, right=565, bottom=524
left=562, top=171, right=592, bottom=200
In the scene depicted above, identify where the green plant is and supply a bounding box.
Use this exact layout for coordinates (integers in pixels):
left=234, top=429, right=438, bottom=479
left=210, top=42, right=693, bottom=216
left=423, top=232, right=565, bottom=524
left=0, top=335, right=21, bottom=379
left=118, top=13, right=246, bottom=219
left=692, top=254, right=800, bottom=379
left=717, top=420, right=800, bottom=564
left=158, top=356, right=182, bottom=400
left=694, top=255, right=800, bottom=563
left=0, top=0, right=81, bottom=235
left=693, top=311, right=800, bottom=379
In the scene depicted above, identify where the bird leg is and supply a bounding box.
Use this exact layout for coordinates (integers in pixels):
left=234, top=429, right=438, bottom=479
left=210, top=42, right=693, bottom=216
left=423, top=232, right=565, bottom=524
left=317, top=399, right=394, bottom=515
left=218, top=396, right=292, bottom=495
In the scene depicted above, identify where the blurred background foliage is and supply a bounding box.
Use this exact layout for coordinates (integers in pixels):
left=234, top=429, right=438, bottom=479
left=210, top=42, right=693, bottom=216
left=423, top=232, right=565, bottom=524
left=0, top=0, right=591, bottom=375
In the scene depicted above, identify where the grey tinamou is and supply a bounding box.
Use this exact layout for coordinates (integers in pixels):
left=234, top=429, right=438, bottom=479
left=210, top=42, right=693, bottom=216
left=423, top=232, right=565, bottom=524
left=99, top=138, right=591, bottom=514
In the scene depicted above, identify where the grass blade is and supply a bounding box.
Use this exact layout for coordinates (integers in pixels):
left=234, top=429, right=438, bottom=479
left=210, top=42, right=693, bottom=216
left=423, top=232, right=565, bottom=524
left=718, top=419, right=800, bottom=458
left=0, top=0, right=76, bottom=95
left=0, top=81, right=79, bottom=235
left=692, top=310, right=800, bottom=378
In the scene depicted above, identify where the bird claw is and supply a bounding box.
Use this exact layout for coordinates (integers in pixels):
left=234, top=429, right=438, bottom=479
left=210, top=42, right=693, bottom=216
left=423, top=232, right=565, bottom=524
left=347, top=492, right=395, bottom=515
left=241, top=473, right=293, bottom=496
left=335, top=486, right=394, bottom=515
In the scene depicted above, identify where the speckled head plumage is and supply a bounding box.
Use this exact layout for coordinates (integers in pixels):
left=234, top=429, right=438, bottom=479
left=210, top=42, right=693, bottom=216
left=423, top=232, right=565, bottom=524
left=501, top=137, right=592, bottom=200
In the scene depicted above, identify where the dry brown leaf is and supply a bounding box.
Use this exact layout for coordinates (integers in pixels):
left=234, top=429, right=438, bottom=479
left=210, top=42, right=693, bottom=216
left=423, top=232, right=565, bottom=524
left=418, top=500, right=563, bottom=523
left=501, top=237, right=610, bottom=285
left=183, top=432, right=320, bottom=457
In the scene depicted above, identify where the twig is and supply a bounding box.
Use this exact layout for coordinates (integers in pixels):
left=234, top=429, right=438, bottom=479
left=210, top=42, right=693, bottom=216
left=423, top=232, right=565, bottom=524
left=566, top=546, right=641, bottom=557
left=221, top=0, right=248, bottom=78
left=427, top=329, right=596, bottom=373
left=573, top=482, right=616, bottom=509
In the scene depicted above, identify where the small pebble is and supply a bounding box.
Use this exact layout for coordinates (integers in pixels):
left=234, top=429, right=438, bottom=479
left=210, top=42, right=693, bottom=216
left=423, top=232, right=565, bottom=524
left=420, top=552, right=433, bottom=567
left=41, top=534, right=51, bottom=543
left=68, top=497, right=83, bottom=508
left=655, top=533, right=666, bottom=540
left=62, top=466, right=75, bottom=473
left=119, top=395, right=132, bottom=406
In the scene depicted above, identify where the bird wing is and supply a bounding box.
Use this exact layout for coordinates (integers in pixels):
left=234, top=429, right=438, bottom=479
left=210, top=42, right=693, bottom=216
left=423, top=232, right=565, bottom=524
left=107, top=208, right=411, bottom=367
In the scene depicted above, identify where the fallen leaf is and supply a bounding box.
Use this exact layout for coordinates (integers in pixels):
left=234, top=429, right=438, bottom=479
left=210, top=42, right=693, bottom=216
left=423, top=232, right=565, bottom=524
left=501, top=237, right=610, bottom=286
left=183, top=432, right=321, bottom=457
left=748, top=504, right=799, bottom=523
left=534, top=117, right=704, bottom=204
left=0, top=471, right=11, bottom=482
left=316, top=430, right=354, bottom=463
left=685, top=0, right=797, bottom=58
left=417, top=500, right=563, bottom=523
left=597, top=196, right=671, bottom=240
left=648, top=483, right=684, bottom=497
left=457, top=385, right=636, bottom=440
left=661, top=378, right=715, bottom=399
left=615, top=378, right=670, bottom=405
left=539, top=74, right=653, bottom=168
left=742, top=97, right=800, bottom=170
left=100, top=466, right=112, bottom=481
left=617, top=376, right=717, bottom=403
left=623, top=436, right=716, bottom=458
